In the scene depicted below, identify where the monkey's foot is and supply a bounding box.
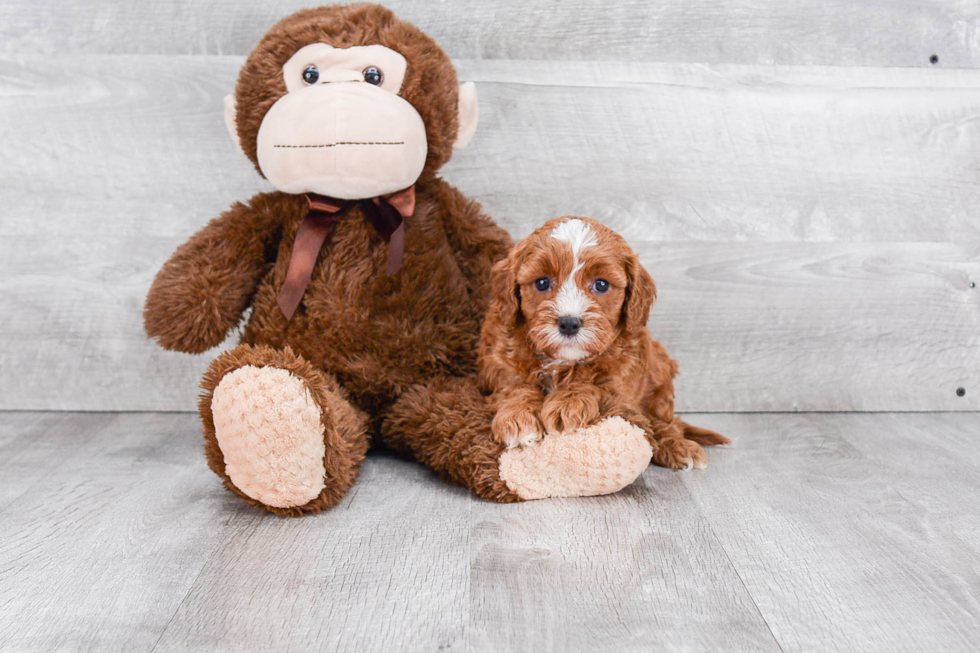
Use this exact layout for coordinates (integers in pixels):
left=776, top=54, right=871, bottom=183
left=201, top=345, right=369, bottom=517
left=211, top=365, right=328, bottom=508
left=498, top=416, right=652, bottom=500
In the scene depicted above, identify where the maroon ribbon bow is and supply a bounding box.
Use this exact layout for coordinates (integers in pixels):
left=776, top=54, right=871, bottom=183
left=277, top=186, right=416, bottom=320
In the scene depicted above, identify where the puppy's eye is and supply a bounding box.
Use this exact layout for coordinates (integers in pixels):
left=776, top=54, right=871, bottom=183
left=363, top=66, right=384, bottom=85
left=593, top=279, right=610, bottom=293
left=534, top=278, right=551, bottom=292
left=302, top=65, right=320, bottom=85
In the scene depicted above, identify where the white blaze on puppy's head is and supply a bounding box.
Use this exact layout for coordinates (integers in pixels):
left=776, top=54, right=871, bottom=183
left=550, top=218, right=597, bottom=317
left=550, top=218, right=598, bottom=258
left=550, top=219, right=598, bottom=360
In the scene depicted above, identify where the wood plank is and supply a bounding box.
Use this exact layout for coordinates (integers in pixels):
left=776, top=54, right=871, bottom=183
left=2, top=56, right=978, bottom=412
left=0, top=412, right=125, bottom=511
left=646, top=241, right=980, bottom=413
left=4, top=56, right=980, bottom=244
left=1, top=0, right=979, bottom=68
left=3, top=411, right=979, bottom=651
left=467, top=478, right=780, bottom=652
left=0, top=412, right=256, bottom=652
left=454, top=60, right=980, bottom=244
left=1, top=238, right=975, bottom=412
left=678, top=412, right=980, bottom=652
left=0, top=232, right=234, bottom=412
left=150, top=456, right=473, bottom=652
left=0, top=412, right=777, bottom=653
left=841, top=413, right=980, bottom=561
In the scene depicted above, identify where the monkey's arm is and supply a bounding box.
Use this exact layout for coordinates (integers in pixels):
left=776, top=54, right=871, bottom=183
left=436, top=181, right=513, bottom=311
left=144, top=194, right=283, bottom=354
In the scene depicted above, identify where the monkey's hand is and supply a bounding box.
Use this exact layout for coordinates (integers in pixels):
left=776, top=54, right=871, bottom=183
left=144, top=196, right=280, bottom=354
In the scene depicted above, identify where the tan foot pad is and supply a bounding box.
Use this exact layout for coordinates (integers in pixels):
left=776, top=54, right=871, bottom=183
left=212, top=365, right=326, bottom=508
left=498, top=416, right=653, bottom=500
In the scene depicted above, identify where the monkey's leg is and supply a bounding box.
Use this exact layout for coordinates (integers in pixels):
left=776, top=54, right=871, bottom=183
left=381, top=376, right=652, bottom=502
left=200, top=344, right=369, bottom=516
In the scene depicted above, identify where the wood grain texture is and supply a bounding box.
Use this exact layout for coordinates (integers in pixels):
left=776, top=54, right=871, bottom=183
left=2, top=411, right=979, bottom=652
left=467, top=482, right=780, bottom=652
left=455, top=60, right=980, bottom=244
left=0, top=413, right=254, bottom=652
left=5, top=56, right=980, bottom=244
left=842, top=413, right=980, bottom=564
left=2, top=55, right=978, bottom=412
left=2, top=0, right=979, bottom=68
left=151, top=457, right=473, bottom=652
left=648, top=241, right=980, bottom=412
left=0, top=413, right=104, bottom=510
left=1, top=236, right=976, bottom=413
left=681, top=412, right=980, bottom=652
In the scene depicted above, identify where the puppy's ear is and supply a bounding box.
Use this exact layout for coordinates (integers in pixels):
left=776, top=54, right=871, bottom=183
left=490, top=247, right=524, bottom=328
left=622, top=253, right=657, bottom=332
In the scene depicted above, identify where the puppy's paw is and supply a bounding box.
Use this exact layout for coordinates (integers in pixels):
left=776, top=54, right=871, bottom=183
left=540, top=390, right=601, bottom=434
left=492, top=406, right=544, bottom=449
left=652, top=437, right=708, bottom=471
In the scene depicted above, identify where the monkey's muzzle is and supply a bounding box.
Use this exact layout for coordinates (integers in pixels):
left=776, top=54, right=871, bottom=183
left=256, top=82, right=428, bottom=199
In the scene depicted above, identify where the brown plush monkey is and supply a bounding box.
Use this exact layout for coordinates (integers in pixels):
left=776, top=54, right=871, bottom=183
left=144, top=4, right=652, bottom=516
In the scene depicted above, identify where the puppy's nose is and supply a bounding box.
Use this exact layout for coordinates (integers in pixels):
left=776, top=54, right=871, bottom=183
left=557, top=316, right=582, bottom=337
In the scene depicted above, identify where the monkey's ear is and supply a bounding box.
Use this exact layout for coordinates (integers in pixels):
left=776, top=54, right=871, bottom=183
left=223, top=94, right=245, bottom=156
left=453, top=82, right=478, bottom=150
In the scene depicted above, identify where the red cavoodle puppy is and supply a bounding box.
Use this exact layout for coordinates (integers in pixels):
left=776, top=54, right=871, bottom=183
left=479, top=216, right=730, bottom=470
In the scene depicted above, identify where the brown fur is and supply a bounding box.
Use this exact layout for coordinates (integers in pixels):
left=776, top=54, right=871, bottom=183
left=479, top=217, right=730, bottom=469
left=144, top=4, right=519, bottom=514
left=381, top=376, right=520, bottom=503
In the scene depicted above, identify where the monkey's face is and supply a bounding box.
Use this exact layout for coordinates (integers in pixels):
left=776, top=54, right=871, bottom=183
left=225, top=5, right=479, bottom=201
left=254, top=43, right=427, bottom=199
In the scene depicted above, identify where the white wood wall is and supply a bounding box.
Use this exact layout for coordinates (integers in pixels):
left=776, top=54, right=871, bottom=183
left=1, top=1, right=978, bottom=412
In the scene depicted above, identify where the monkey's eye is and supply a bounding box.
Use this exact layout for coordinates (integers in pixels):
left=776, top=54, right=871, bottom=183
left=534, top=278, right=551, bottom=292
left=302, top=65, right=320, bottom=85
left=363, top=66, right=384, bottom=85
left=593, top=279, right=610, bottom=294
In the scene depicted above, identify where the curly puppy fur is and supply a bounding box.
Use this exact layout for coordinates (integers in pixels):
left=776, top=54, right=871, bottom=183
left=479, top=216, right=730, bottom=470
left=145, top=4, right=520, bottom=514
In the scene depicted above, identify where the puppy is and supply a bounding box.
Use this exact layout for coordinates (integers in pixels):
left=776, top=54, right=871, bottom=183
left=478, top=216, right=729, bottom=470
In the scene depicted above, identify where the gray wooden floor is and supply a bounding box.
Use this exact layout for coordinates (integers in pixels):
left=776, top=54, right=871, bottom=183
left=1, top=411, right=978, bottom=652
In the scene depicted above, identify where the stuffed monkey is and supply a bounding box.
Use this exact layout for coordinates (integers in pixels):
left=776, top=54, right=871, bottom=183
left=144, top=4, right=652, bottom=516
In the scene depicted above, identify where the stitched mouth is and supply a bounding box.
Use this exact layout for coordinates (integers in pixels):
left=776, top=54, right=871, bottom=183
left=274, top=141, right=405, bottom=148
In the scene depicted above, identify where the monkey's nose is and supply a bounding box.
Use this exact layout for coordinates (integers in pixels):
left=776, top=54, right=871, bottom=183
left=557, top=316, right=582, bottom=337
